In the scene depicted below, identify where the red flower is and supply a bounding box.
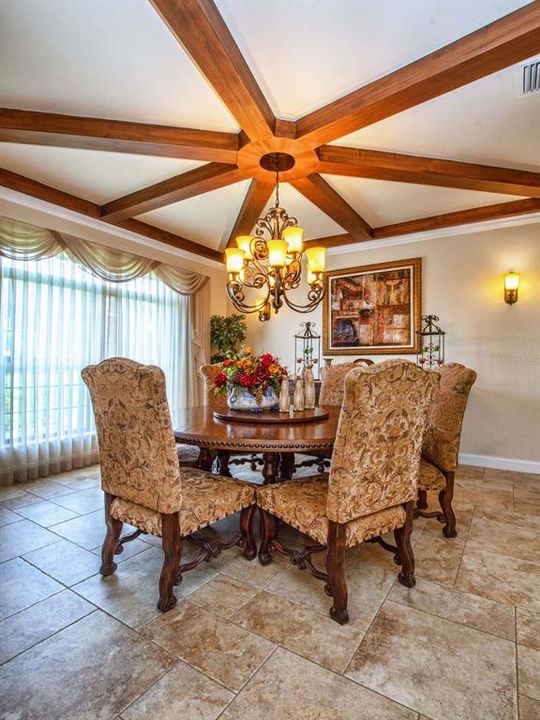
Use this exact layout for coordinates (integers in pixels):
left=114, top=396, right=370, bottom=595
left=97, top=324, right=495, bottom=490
left=222, top=359, right=234, bottom=368
left=213, top=372, right=227, bottom=388
left=239, top=372, right=257, bottom=387
left=259, top=353, right=274, bottom=368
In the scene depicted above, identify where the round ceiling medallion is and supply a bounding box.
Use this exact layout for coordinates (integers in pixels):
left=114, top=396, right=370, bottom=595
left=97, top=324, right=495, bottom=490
left=237, top=137, right=319, bottom=183
left=259, top=152, right=296, bottom=173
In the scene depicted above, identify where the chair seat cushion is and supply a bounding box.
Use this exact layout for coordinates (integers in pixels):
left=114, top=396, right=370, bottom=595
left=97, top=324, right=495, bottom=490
left=111, top=468, right=256, bottom=537
left=257, top=476, right=405, bottom=547
left=418, top=458, right=446, bottom=491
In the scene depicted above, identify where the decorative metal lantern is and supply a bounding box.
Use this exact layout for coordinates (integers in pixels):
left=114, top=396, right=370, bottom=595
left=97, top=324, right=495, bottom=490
left=294, top=322, right=321, bottom=379
left=417, top=315, right=445, bottom=368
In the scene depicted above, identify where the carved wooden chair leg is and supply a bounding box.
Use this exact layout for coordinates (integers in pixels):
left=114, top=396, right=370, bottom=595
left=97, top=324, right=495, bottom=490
left=439, top=471, right=457, bottom=538
left=258, top=508, right=279, bottom=565
left=326, top=522, right=349, bottom=625
left=395, top=501, right=416, bottom=588
left=100, top=492, right=123, bottom=576
left=197, top=447, right=213, bottom=471
left=239, top=505, right=257, bottom=560
left=158, top=512, right=182, bottom=612
left=416, top=489, right=428, bottom=510
left=217, top=450, right=232, bottom=476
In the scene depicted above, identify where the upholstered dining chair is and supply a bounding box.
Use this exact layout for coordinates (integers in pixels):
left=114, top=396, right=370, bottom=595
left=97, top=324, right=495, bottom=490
left=82, top=357, right=257, bottom=612
left=257, top=360, right=439, bottom=624
left=417, top=362, right=477, bottom=537
left=296, top=358, right=375, bottom=473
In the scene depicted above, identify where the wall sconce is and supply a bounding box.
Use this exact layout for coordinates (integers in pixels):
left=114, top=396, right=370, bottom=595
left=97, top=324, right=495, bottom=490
left=504, top=272, right=520, bottom=305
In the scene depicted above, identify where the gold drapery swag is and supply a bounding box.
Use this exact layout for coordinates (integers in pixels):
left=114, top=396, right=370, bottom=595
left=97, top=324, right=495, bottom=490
left=0, top=216, right=210, bottom=402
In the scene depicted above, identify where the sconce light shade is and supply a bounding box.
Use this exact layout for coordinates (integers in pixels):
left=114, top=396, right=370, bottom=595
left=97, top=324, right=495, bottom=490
left=504, top=272, right=520, bottom=305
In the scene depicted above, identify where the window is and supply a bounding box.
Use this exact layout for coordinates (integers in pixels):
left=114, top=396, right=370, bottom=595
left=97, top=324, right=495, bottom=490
left=0, top=251, right=190, bottom=482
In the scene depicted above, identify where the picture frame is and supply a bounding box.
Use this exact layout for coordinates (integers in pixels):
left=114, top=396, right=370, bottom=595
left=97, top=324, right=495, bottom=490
left=323, top=257, right=422, bottom=355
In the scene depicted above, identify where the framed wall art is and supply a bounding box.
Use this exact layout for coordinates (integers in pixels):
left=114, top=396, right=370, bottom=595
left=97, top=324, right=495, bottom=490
left=323, top=257, right=422, bottom=355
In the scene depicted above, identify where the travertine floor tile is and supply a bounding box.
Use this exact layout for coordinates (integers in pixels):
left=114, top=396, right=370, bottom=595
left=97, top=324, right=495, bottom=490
left=220, top=646, right=417, bottom=720
left=346, top=600, right=517, bottom=720
left=233, top=590, right=364, bottom=673
left=188, top=573, right=257, bottom=618
left=90, top=538, right=151, bottom=563
left=411, top=533, right=464, bottom=586
left=14, top=499, right=79, bottom=527
left=23, top=480, right=75, bottom=500
left=212, top=547, right=284, bottom=588
left=419, top=506, right=473, bottom=546
left=517, top=609, right=540, bottom=651
left=0, top=507, right=20, bottom=526
left=53, top=487, right=104, bottom=514
left=0, top=557, right=63, bottom=620
left=454, top=483, right=514, bottom=511
left=141, top=602, right=274, bottom=691
left=24, top=539, right=101, bottom=586
left=456, top=548, right=540, bottom=612
left=121, top=660, right=234, bottom=720
left=0, top=486, right=30, bottom=502
left=0, top=589, right=94, bottom=664
left=475, top=506, right=540, bottom=532
left=49, top=509, right=108, bottom=550
left=0, top=611, right=174, bottom=720
left=266, top=561, right=395, bottom=630
left=519, top=695, right=540, bottom=720
left=74, top=546, right=217, bottom=628
left=518, top=645, right=540, bottom=701
left=389, top=576, right=515, bottom=640
left=0, top=519, right=59, bottom=563
left=467, top=515, right=540, bottom=563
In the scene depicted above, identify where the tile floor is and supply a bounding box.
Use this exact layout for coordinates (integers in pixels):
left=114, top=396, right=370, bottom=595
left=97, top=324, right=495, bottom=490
left=0, top=462, right=539, bottom=720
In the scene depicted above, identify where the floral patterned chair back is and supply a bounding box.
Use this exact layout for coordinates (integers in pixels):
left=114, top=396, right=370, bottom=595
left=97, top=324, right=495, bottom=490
left=319, top=359, right=373, bottom=406
left=327, top=360, right=439, bottom=524
left=422, top=363, right=477, bottom=473
left=81, top=357, right=182, bottom=514
left=200, top=362, right=227, bottom=409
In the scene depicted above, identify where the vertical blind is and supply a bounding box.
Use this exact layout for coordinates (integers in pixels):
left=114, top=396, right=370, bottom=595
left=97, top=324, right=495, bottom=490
left=0, top=251, right=192, bottom=483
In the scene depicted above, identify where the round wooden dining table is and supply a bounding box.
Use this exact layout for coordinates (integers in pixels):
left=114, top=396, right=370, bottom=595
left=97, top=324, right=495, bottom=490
left=174, top=405, right=340, bottom=484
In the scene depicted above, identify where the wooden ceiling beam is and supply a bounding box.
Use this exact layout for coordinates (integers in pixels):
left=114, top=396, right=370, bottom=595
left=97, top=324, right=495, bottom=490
left=318, top=146, right=540, bottom=198
left=291, top=174, right=373, bottom=241
left=0, top=108, right=240, bottom=163
left=226, top=179, right=274, bottom=248
left=297, top=2, right=540, bottom=147
left=100, top=163, right=246, bottom=222
left=304, top=197, right=540, bottom=248
left=373, top=198, right=540, bottom=238
left=0, top=168, right=222, bottom=261
left=150, top=0, right=275, bottom=140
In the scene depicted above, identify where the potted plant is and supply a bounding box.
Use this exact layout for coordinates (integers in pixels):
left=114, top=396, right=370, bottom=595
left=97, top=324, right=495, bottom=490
left=210, top=314, right=247, bottom=364
left=213, top=352, right=287, bottom=410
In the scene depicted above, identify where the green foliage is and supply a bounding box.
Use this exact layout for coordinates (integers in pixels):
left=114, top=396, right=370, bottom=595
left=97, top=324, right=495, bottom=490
left=210, top=314, right=247, bottom=363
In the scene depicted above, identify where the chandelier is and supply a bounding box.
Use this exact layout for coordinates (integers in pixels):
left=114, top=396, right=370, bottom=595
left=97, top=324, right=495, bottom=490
left=225, top=152, right=326, bottom=322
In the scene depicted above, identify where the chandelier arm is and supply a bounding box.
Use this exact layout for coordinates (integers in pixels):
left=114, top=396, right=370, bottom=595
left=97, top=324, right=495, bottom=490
left=226, top=281, right=271, bottom=314
left=281, top=284, right=326, bottom=314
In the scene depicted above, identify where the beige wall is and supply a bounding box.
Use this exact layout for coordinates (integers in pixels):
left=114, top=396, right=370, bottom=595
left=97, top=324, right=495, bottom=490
left=246, top=222, right=540, bottom=466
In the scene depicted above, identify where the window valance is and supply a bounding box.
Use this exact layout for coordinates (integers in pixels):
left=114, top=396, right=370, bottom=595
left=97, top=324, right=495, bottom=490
left=0, top=216, right=208, bottom=295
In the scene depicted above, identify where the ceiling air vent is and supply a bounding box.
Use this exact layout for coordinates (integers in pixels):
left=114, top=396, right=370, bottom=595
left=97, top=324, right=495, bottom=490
left=521, top=60, right=540, bottom=95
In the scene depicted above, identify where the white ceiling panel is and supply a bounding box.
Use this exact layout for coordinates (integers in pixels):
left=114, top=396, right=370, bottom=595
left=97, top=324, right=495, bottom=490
left=332, top=62, right=540, bottom=171
left=0, top=143, right=204, bottom=205
left=138, top=179, right=251, bottom=250
left=260, top=184, right=345, bottom=240
left=0, top=0, right=239, bottom=131
left=322, top=175, right=524, bottom=228
left=216, top=0, right=528, bottom=118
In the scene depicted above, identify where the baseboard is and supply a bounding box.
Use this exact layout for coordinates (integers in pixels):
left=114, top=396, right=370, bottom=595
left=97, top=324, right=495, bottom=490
left=459, top=453, right=540, bottom=475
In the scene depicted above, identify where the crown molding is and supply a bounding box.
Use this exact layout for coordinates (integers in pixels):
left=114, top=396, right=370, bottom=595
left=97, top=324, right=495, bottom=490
left=0, top=186, right=225, bottom=271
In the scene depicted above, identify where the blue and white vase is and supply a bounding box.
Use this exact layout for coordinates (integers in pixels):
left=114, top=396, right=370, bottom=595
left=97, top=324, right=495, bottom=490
left=227, top=385, right=279, bottom=411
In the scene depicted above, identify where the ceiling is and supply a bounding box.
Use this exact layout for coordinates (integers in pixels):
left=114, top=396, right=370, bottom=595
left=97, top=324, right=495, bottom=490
left=0, top=0, right=539, bottom=261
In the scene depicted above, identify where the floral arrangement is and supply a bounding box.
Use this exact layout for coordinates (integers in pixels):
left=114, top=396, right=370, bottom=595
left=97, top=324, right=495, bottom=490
left=213, top=352, right=287, bottom=404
